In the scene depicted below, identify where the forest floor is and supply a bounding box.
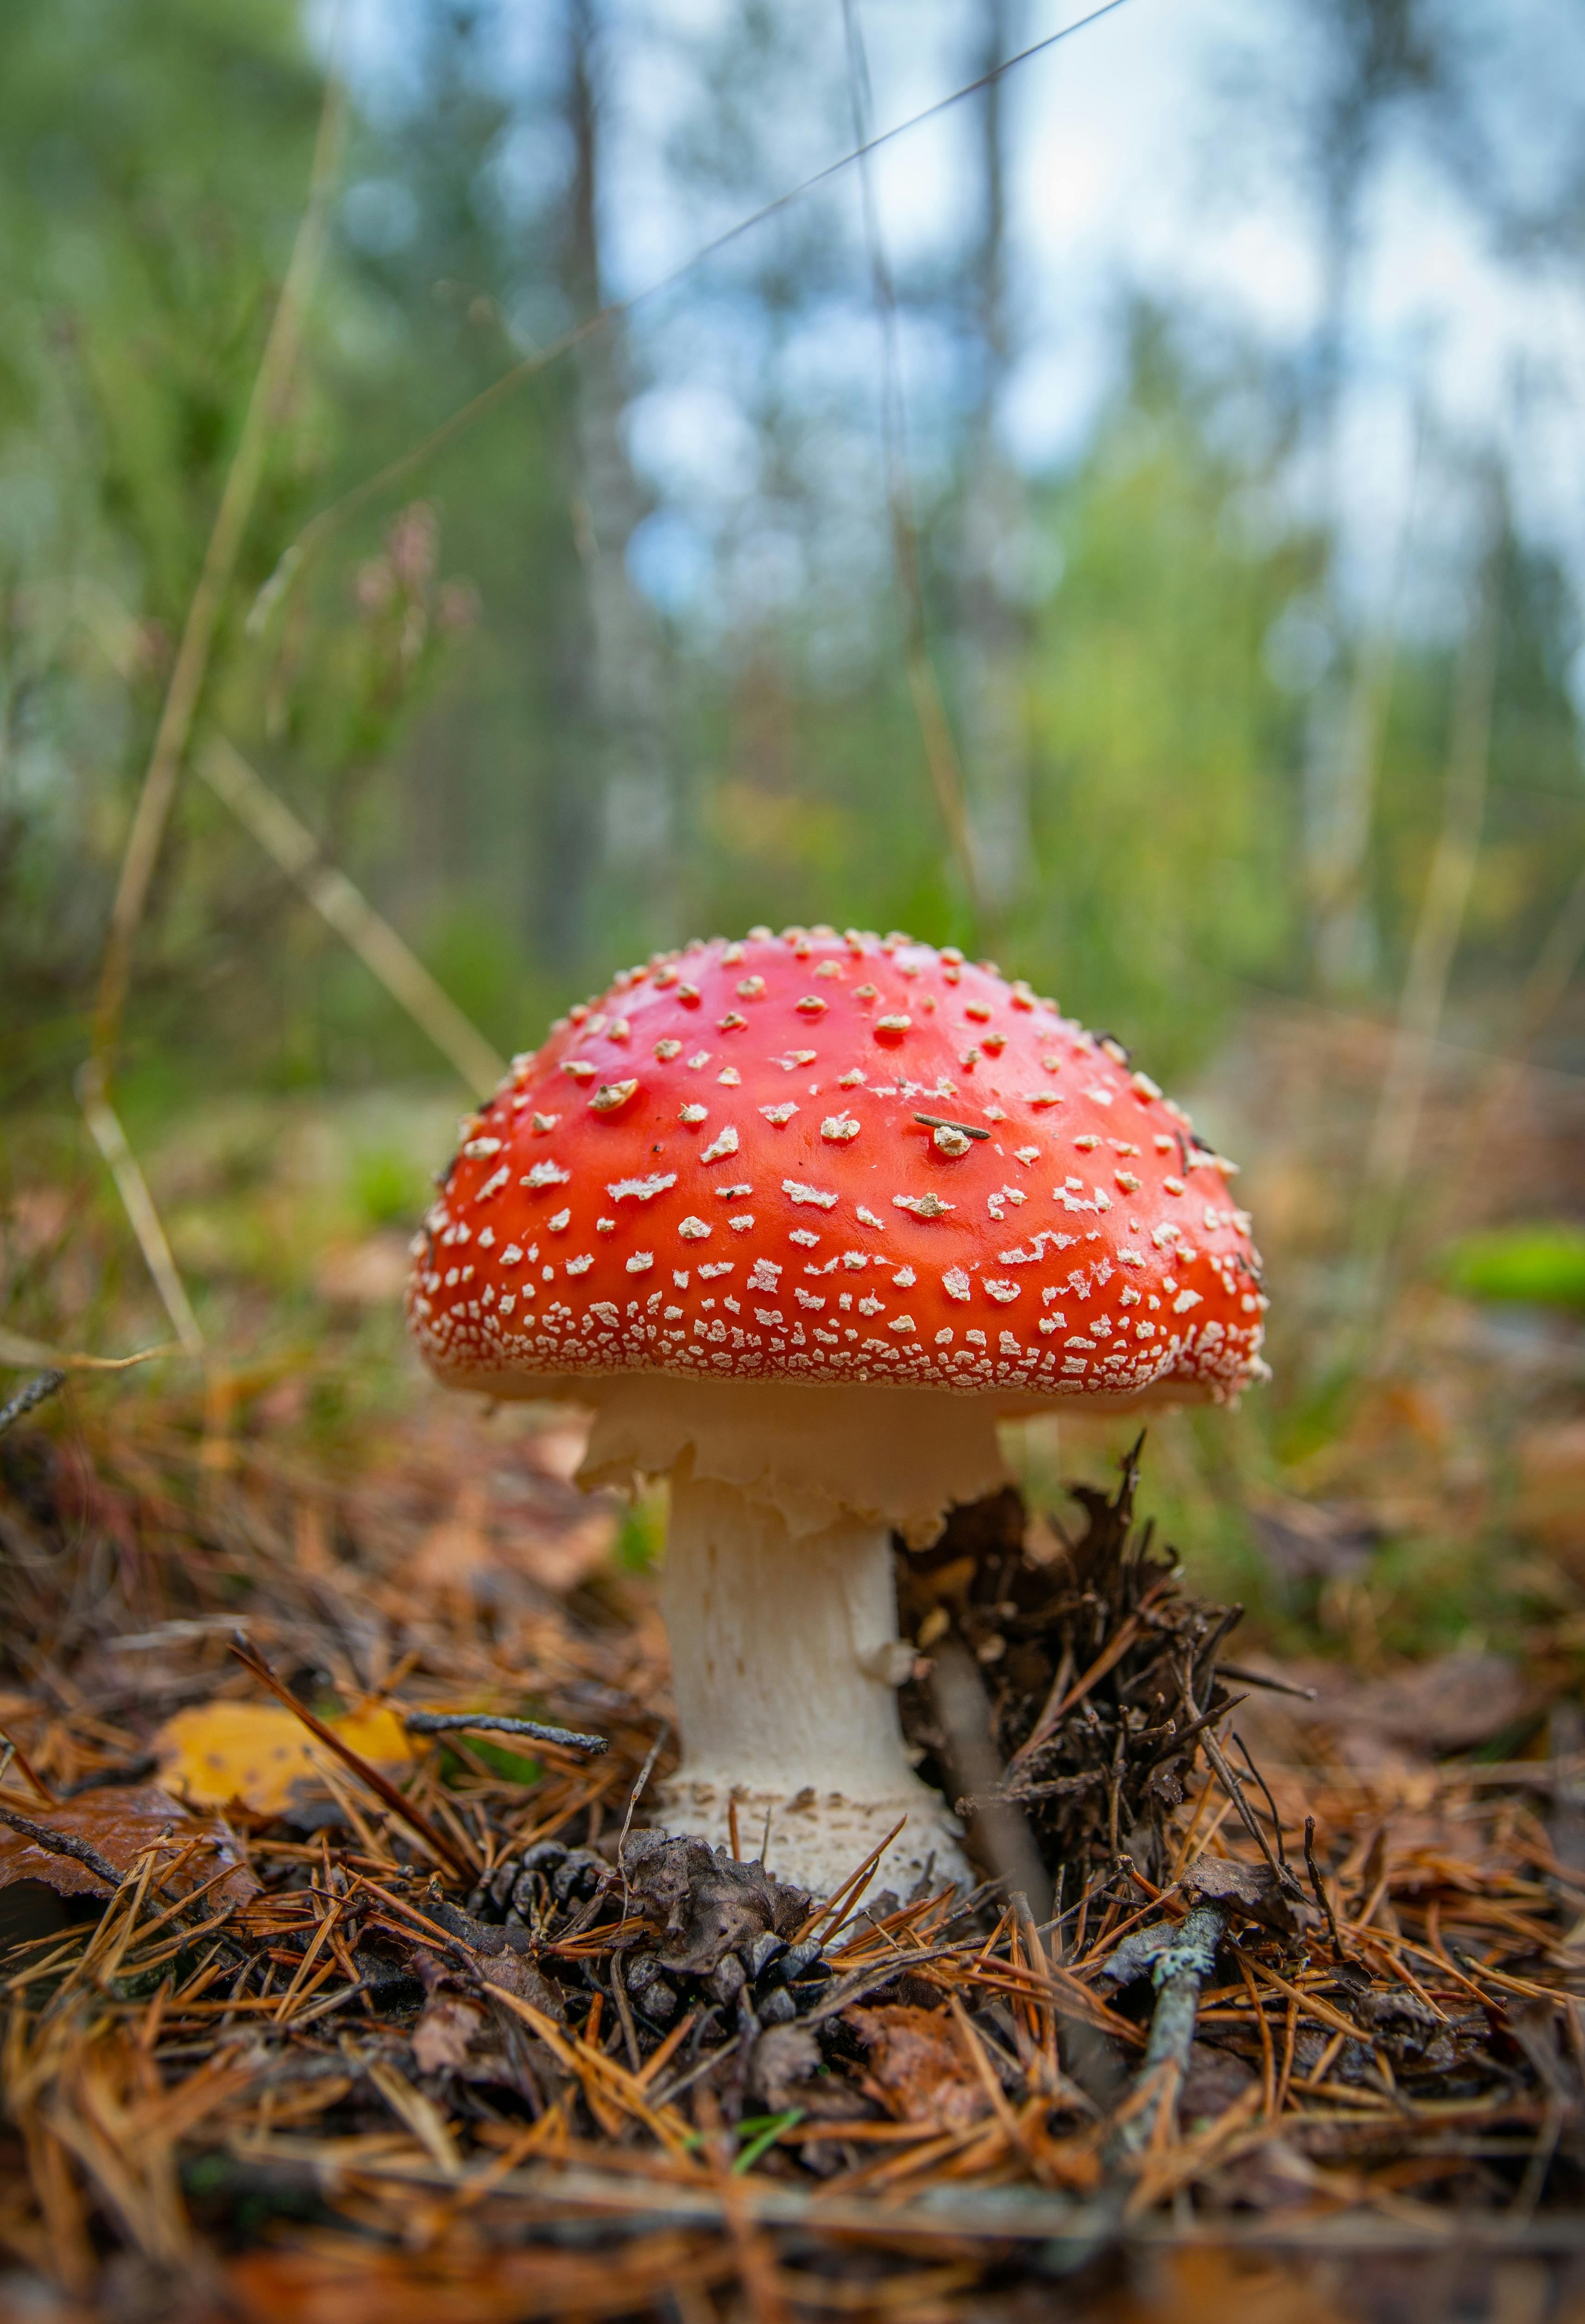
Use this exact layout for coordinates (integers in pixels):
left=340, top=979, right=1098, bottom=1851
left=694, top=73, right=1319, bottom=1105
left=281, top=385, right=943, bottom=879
left=3, top=1004, right=1585, bottom=2321
left=5, top=1379, right=1585, bottom=2323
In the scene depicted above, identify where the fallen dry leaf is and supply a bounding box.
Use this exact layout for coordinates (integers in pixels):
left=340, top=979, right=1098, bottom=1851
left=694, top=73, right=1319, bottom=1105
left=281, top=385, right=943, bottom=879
left=846, top=2003, right=990, bottom=2131
left=315, top=1233, right=414, bottom=1309
left=1246, top=1490, right=1377, bottom=1584
left=1176, top=2039, right=1260, bottom=2129
left=411, top=1996, right=484, bottom=2075
left=229, top=2229, right=726, bottom=2324
left=1516, top=1417, right=1585, bottom=1558
left=0, top=1784, right=257, bottom=1907
left=474, top=1950, right=567, bottom=2011
left=154, top=1700, right=414, bottom=1814
left=1344, top=1651, right=1528, bottom=1751
left=1242, top=1649, right=1534, bottom=1776
left=1105, top=2245, right=1353, bottom=2324
left=749, top=2022, right=870, bottom=2120
left=1181, top=1852, right=1300, bottom=1936
left=406, top=1480, right=614, bottom=1604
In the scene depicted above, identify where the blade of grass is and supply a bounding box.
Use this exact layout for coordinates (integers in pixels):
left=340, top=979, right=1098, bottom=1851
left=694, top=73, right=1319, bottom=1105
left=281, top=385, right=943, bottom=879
left=90, top=76, right=347, bottom=1071
left=75, top=1063, right=203, bottom=1359
left=196, top=737, right=505, bottom=1100
left=0, top=1330, right=175, bottom=1374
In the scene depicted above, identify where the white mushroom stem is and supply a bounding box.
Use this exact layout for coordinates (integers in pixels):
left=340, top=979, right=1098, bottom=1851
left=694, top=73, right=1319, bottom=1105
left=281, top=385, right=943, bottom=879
left=576, top=1375, right=1011, bottom=1900
left=661, top=1464, right=963, bottom=1897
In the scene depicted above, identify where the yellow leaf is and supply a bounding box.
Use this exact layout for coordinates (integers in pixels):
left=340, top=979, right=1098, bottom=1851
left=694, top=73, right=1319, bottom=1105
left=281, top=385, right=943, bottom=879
left=154, top=1701, right=413, bottom=1814
left=330, top=1706, right=415, bottom=1768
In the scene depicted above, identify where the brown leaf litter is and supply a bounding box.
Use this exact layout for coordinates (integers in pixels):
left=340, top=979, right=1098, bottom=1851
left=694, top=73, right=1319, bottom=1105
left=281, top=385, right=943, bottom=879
left=5, top=1393, right=1585, bottom=2321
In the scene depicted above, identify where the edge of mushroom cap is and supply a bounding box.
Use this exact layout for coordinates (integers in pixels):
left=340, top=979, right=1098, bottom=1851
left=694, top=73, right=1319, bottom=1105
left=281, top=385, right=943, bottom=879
left=409, top=1355, right=1238, bottom=1413
left=406, top=927, right=1268, bottom=1407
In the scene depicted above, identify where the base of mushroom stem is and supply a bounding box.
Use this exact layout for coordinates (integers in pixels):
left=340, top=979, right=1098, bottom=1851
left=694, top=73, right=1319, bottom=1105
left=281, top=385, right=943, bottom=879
left=653, top=1775, right=974, bottom=1906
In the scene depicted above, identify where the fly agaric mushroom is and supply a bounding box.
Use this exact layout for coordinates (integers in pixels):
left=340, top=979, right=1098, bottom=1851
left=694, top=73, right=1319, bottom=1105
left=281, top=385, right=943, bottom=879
left=407, top=929, right=1267, bottom=1898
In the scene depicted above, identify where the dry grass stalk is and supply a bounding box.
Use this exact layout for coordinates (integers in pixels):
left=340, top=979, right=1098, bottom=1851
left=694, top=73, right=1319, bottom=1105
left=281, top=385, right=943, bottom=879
left=90, top=79, right=347, bottom=1072
left=197, top=739, right=506, bottom=1099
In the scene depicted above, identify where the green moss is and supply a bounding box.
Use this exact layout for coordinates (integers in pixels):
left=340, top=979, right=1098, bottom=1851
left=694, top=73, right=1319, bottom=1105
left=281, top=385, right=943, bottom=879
left=442, top=1737, right=542, bottom=1787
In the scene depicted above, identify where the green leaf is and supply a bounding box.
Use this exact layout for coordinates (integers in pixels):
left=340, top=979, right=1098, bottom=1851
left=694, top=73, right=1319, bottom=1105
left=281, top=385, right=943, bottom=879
left=1439, top=1222, right=1585, bottom=1311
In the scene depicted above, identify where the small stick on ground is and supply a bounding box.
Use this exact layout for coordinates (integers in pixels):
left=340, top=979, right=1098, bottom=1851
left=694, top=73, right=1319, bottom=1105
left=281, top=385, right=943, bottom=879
left=617, top=1721, right=671, bottom=1924
left=1229, top=1731, right=1287, bottom=1864
left=405, top=1712, right=607, bottom=1754
left=228, top=1635, right=474, bottom=1880
left=0, top=1372, right=66, bottom=1440
left=1115, top=1902, right=1227, bottom=2157
left=1305, top=1814, right=1347, bottom=1960
left=609, top=1949, right=643, bottom=2074
left=1190, top=1685, right=1304, bottom=1903
left=0, top=1804, right=123, bottom=1889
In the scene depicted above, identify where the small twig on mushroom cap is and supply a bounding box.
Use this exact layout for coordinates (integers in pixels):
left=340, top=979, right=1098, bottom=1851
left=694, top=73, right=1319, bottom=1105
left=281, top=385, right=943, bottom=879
left=910, top=1113, right=991, bottom=1139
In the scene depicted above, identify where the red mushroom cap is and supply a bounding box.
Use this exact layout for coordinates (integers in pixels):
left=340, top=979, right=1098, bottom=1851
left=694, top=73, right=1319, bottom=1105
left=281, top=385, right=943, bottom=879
left=406, top=929, right=1267, bottom=1405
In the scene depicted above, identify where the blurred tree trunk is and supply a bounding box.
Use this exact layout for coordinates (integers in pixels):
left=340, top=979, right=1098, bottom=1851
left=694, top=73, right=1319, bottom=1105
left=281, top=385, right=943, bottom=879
left=959, top=0, right=1031, bottom=918
left=1302, top=73, right=1382, bottom=995
left=1300, top=0, right=1439, bottom=993
left=549, top=0, right=670, bottom=971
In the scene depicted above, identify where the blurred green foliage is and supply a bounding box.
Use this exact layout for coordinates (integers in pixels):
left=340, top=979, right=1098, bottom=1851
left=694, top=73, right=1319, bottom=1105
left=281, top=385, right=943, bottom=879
left=1440, top=1222, right=1585, bottom=1311
left=1017, top=332, right=1313, bottom=1066
left=351, top=1145, right=430, bottom=1230
left=616, top=1486, right=670, bottom=1575
left=442, top=1738, right=543, bottom=1788
left=3, top=0, right=1580, bottom=1121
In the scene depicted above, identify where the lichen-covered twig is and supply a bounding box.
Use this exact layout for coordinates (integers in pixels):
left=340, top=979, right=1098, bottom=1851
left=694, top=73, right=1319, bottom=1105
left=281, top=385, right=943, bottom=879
left=0, top=1371, right=65, bottom=1439
left=405, top=1711, right=606, bottom=1755
left=1114, top=1902, right=1228, bottom=2156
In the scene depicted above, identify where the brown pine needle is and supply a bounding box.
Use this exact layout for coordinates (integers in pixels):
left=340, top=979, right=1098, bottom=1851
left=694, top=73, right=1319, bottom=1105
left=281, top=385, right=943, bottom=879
left=227, top=1636, right=474, bottom=1881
